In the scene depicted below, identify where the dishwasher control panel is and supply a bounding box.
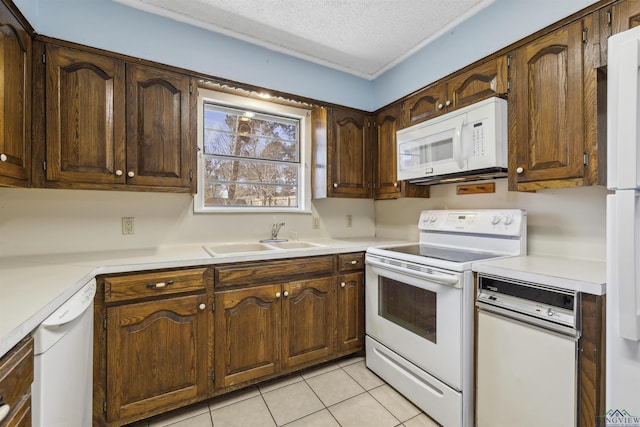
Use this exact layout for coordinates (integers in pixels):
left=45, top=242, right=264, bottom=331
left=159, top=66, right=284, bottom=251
left=477, top=274, right=577, bottom=329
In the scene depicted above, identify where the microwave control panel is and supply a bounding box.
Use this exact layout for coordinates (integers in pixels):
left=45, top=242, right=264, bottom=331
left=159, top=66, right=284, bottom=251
left=471, top=120, right=486, bottom=157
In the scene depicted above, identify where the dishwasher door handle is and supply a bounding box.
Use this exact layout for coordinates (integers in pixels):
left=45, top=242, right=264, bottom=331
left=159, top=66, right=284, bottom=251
left=476, top=302, right=580, bottom=340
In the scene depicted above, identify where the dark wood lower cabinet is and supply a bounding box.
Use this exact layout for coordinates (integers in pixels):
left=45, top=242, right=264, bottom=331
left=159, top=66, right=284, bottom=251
left=94, top=254, right=365, bottom=427
left=105, top=293, right=210, bottom=422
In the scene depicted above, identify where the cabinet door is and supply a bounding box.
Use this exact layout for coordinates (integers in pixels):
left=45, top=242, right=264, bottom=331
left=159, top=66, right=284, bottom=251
left=214, top=284, right=281, bottom=388
left=0, top=4, right=31, bottom=187
left=44, top=45, right=126, bottom=185
left=612, top=0, right=640, bottom=34
left=337, top=272, right=364, bottom=353
left=447, top=57, right=507, bottom=110
left=106, top=293, right=209, bottom=422
left=329, top=108, right=371, bottom=197
left=282, top=277, right=335, bottom=369
left=402, top=84, right=448, bottom=127
left=126, top=64, right=194, bottom=191
left=508, top=20, right=586, bottom=190
left=374, top=105, right=401, bottom=199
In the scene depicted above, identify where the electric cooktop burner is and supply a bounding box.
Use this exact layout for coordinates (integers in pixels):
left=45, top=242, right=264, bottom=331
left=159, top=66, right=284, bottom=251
left=384, top=244, right=502, bottom=263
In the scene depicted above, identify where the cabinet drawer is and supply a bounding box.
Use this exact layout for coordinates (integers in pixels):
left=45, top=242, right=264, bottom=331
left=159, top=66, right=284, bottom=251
left=0, top=337, right=33, bottom=426
left=105, top=268, right=207, bottom=303
left=338, top=253, right=365, bottom=272
left=215, top=256, right=335, bottom=288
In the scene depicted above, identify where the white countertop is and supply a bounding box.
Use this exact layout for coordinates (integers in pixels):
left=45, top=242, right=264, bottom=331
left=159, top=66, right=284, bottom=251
left=0, top=238, right=402, bottom=358
left=472, top=255, right=606, bottom=295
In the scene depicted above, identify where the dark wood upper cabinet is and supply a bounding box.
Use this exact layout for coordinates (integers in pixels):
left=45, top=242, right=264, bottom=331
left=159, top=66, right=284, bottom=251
left=402, top=84, right=448, bottom=128
left=0, top=0, right=31, bottom=187
left=43, top=44, right=126, bottom=186
left=402, top=56, right=507, bottom=128
left=508, top=17, right=604, bottom=191
left=612, top=0, right=640, bottom=33
left=126, top=63, right=194, bottom=190
left=374, top=104, right=429, bottom=199
left=312, top=106, right=372, bottom=198
left=33, top=42, right=196, bottom=192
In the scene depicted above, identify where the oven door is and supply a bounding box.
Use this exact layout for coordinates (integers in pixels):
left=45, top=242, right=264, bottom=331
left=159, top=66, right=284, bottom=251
left=365, top=255, right=465, bottom=390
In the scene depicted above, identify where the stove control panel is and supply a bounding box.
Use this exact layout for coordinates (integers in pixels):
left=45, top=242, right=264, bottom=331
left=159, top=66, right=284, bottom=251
left=419, top=209, right=526, bottom=236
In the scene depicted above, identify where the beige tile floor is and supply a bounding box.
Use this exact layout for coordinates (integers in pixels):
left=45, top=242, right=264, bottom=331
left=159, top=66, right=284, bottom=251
left=134, top=356, right=441, bottom=427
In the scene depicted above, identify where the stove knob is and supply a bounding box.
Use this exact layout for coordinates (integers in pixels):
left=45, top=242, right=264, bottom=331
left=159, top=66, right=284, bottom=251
left=430, top=215, right=438, bottom=222
left=502, top=215, right=513, bottom=225
left=491, top=215, right=501, bottom=225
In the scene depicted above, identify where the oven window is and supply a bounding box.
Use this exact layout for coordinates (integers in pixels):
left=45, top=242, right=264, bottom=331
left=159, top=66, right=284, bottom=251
left=379, top=277, right=437, bottom=343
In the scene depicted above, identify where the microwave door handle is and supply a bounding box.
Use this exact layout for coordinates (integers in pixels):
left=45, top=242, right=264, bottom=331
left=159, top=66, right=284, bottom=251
left=453, top=118, right=466, bottom=169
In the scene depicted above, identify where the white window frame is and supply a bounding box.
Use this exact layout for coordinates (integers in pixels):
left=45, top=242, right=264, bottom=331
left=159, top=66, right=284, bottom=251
left=194, top=89, right=312, bottom=213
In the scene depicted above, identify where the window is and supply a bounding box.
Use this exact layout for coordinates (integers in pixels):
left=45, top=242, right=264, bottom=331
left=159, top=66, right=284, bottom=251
left=195, top=89, right=311, bottom=212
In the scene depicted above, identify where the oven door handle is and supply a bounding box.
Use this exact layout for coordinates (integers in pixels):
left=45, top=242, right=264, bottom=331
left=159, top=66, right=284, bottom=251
left=366, top=257, right=460, bottom=286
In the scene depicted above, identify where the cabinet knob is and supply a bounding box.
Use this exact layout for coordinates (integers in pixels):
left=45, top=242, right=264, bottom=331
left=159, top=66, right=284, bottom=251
left=199, top=303, right=206, bottom=310
left=340, top=282, right=346, bottom=288
left=516, top=167, right=524, bottom=174
left=127, top=171, right=135, bottom=178
left=438, top=103, right=444, bottom=110
left=445, top=100, right=451, bottom=107
left=350, top=260, right=359, bottom=265
left=0, top=401, right=10, bottom=423
left=393, top=182, right=398, bottom=187
left=276, top=291, right=281, bottom=298
left=283, top=291, right=289, bottom=297
left=0, top=153, right=6, bottom=162
left=333, top=183, right=338, bottom=188
left=115, top=169, right=123, bottom=176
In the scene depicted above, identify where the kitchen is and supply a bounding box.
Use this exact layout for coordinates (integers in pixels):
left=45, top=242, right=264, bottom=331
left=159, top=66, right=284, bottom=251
left=0, top=0, right=626, bottom=426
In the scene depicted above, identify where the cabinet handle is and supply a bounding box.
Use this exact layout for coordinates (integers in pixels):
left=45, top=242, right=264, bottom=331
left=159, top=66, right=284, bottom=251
left=341, top=282, right=346, bottom=288
left=350, top=260, right=359, bottom=265
left=146, top=280, right=174, bottom=289
left=333, top=183, right=338, bottom=188
left=115, top=169, right=123, bottom=176
left=127, top=171, right=135, bottom=178
left=276, top=291, right=281, bottom=298
left=445, top=100, right=451, bottom=107
left=199, top=303, right=206, bottom=310
left=438, top=103, right=444, bottom=110
left=516, top=167, right=524, bottom=174
left=283, top=291, right=289, bottom=297
left=0, top=400, right=9, bottom=423
left=0, top=153, right=7, bottom=162
left=393, top=182, right=398, bottom=187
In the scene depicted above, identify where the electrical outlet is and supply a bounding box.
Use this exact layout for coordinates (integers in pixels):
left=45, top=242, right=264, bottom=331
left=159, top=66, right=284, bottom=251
left=312, top=216, right=320, bottom=229
left=346, top=214, right=353, bottom=227
left=122, top=217, right=135, bottom=235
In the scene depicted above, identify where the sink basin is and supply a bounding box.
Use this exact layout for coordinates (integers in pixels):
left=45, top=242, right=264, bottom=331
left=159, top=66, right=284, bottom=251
left=204, top=242, right=277, bottom=256
left=264, top=241, right=326, bottom=250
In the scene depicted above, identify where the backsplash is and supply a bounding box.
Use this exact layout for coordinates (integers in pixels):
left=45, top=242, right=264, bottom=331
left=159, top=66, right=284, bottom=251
left=0, top=188, right=375, bottom=257
left=375, top=180, right=608, bottom=261
left=0, top=180, right=607, bottom=260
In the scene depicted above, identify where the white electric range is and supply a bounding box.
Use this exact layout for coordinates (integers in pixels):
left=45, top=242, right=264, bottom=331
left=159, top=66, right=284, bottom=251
left=365, top=209, right=527, bottom=427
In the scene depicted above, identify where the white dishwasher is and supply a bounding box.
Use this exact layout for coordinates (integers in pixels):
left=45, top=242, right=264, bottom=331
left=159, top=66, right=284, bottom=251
left=32, top=278, right=96, bottom=427
left=476, top=274, right=579, bottom=427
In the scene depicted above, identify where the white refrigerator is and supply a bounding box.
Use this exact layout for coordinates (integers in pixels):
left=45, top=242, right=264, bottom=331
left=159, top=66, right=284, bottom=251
left=607, top=24, right=640, bottom=426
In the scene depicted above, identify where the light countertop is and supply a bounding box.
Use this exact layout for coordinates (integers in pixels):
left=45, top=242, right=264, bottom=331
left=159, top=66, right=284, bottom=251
left=472, top=255, right=606, bottom=295
left=0, top=238, right=402, bottom=358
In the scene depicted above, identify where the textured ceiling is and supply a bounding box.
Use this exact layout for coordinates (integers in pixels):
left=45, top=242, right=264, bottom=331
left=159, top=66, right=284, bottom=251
left=114, top=0, right=495, bottom=79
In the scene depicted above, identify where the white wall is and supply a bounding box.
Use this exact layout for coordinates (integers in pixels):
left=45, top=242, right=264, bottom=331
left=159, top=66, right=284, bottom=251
left=0, top=188, right=374, bottom=257
left=375, top=180, right=608, bottom=261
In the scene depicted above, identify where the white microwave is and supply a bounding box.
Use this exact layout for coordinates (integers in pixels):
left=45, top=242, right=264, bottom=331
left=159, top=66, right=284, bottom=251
left=397, top=97, right=508, bottom=184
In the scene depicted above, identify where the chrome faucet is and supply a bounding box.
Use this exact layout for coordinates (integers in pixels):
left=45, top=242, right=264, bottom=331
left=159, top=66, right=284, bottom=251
left=260, top=222, right=287, bottom=243
left=271, top=222, right=285, bottom=240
